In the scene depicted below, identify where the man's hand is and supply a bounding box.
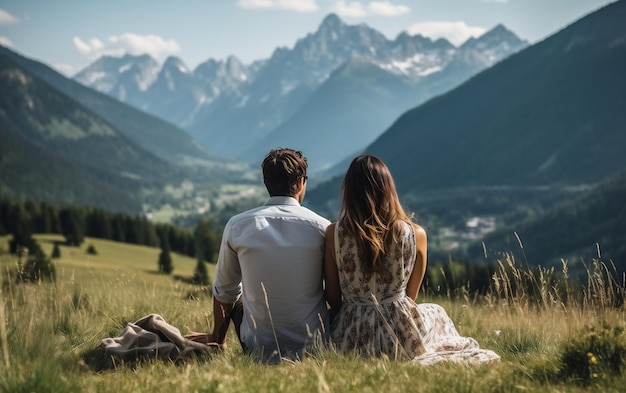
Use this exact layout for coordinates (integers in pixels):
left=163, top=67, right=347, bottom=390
left=185, top=332, right=228, bottom=350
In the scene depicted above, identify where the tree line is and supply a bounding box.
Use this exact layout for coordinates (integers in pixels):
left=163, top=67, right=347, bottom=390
left=0, top=197, right=222, bottom=264
left=0, top=197, right=503, bottom=292
left=6, top=198, right=600, bottom=298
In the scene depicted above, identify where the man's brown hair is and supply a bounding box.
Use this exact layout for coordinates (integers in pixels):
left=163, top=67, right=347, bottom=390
left=262, top=148, right=308, bottom=197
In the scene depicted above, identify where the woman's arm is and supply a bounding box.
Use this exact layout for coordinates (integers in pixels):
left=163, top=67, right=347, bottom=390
left=323, top=223, right=342, bottom=314
left=406, top=224, right=427, bottom=301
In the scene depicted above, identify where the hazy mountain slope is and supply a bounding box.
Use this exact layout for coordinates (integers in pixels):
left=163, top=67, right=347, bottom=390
left=0, top=55, right=175, bottom=178
left=142, top=56, right=205, bottom=127
left=0, top=55, right=168, bottom=211
left=0, top=45, right=216, bottom=168
left=245, top=57, right=417, bottom=172
left=187, top=81, right=315, bottom=158
left=0, top=131, right=141, bottom=212
left=364, top=0, right=626, bottom=192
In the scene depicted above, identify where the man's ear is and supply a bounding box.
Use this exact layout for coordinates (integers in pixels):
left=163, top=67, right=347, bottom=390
left=294, top=177, right=306, bottom=202
left=297, top=177, right=305, bottom=192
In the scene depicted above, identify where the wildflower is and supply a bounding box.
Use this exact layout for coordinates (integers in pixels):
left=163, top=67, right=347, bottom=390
left=493, top=330, right=501, bottom=336
left=586, top=352, right=598, bottom=364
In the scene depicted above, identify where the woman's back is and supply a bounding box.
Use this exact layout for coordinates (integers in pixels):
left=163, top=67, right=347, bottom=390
left=331, top=219, right=427, bottom=359
left=335, top=220, right=415, bottom=303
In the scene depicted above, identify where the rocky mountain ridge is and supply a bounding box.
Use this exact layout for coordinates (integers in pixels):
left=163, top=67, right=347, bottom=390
left=74, top=14, right=528, bottom=170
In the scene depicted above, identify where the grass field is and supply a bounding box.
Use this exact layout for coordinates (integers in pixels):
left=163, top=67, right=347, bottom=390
left=1, top=235, right=625, bottom=392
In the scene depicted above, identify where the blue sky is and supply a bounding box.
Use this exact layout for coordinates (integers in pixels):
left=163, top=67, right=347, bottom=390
left=0, top=0, right=615, bottom=76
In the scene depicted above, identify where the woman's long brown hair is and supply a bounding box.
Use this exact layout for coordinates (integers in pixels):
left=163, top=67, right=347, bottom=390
left=340, top=155, right=414, bottom=274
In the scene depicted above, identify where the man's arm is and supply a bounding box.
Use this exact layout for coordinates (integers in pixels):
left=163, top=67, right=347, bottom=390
left=185, top=297, right=235, bottom=350
left=211, top=296, right=234, bottom=348
left=187, top=219, right=241, bottom=349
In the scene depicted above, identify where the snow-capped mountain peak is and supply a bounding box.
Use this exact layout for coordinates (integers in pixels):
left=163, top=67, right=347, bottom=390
left=162, top=56, right=190, bottom=74
left=73, top=13, right=529, bottom=163
left=73, top=53, right=159, bottom=97
left=460, top=24, right=528, bottom=63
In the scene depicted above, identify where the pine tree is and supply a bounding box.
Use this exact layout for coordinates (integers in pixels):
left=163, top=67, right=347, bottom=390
left=194, top=218, right=220, bottom=263
left=51, top=242, right=61, bottom=259
left=86, top=244, right=98, bottom=255
left=8, top=207, right=41, bottom=256
left=112, top=216, right=126, bottom=242
left=59, top=208, right=85, bottom=246
left=193, top=256, right=210, bottom=286
left=158, top=234, right=173, bottom=274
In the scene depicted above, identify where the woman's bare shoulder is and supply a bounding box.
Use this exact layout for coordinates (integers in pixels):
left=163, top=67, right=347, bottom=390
left=325, top=222, right=336, bottom=237
left=412, top=223, right=427, bottom=238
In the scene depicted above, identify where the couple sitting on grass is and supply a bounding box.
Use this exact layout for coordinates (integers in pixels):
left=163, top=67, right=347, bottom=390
left=186, top=148, right=500, bottom=365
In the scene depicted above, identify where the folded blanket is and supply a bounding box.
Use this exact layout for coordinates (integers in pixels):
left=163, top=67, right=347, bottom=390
left=102, top=314, right=217, bottom=362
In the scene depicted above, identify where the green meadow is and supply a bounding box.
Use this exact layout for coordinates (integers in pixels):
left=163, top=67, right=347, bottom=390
left=1, top=235, right=625, bottom=392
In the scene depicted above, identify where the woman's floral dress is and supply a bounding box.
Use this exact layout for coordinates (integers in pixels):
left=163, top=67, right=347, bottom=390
left=330, top=220, right=500, bottom=365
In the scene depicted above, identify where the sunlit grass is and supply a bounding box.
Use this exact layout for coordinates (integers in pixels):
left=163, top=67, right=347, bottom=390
left=0, top=235, right=624, bottom=392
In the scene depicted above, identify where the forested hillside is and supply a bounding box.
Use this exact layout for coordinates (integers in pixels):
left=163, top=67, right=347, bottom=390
left=466, top=169, right=626, bottom=273
left=366, top=1, right=626, bottom=191
left=0, top=45, right=217, bottom=169
left=0, top=55, right=177, bottom=212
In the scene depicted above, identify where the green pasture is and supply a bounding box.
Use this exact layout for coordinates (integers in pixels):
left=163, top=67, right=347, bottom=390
left=0, top=235, right=625, bottom=392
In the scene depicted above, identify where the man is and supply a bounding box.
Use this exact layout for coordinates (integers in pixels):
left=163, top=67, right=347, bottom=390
left=188, top=148, right=330, bottom=362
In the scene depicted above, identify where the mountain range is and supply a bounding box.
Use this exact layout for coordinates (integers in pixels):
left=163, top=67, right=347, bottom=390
left=73, top=14, right=528, bottom=172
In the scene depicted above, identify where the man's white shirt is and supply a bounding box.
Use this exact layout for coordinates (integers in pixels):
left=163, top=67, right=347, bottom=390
left=212, top=196, right=331, bottom=358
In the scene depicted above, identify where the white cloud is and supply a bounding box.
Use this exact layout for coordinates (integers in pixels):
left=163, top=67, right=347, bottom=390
left=0, top=8, right=19, bottom=25
left=330, top=1, right=410, bottom=18
left=236, top=0, right=409, bottom=17
left=368, top=1, right=410, bottom=16
left=73, top=33, right=180, bottom=61
left=407, top=21, right=486, bottom=46
left=0, top=36, right=13, bottom=47
left=237, top=0, right=273, bottom=7
left=331, top=1, right=367, bottom=17
left=236, top=0, right=319, bottom=12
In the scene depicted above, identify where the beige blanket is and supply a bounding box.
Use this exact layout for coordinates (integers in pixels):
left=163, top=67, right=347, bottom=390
left=102, top=314, right=217, bottom=362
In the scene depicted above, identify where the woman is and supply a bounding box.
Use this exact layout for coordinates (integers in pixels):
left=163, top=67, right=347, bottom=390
left=323, top=155, right=499, bottom=365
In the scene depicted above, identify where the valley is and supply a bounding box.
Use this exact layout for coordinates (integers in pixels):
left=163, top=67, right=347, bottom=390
left=142, top=179, right=265, bottom=225
left=1, top=2, right=625, bottom=272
